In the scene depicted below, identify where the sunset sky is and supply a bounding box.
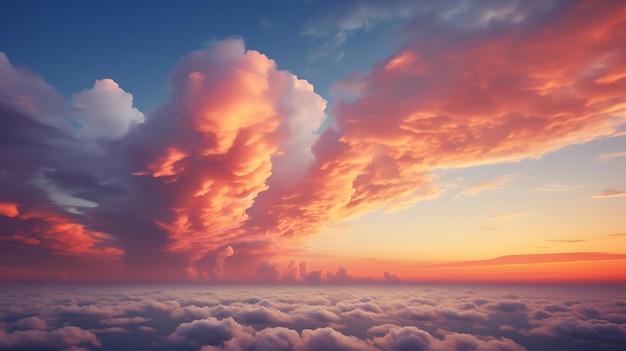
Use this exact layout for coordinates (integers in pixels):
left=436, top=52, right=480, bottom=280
left=1, top=0, right=625, bottom=284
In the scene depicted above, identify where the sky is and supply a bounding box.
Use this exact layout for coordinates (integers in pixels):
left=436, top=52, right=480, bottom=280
left=0, top=0, right=625, bottom=284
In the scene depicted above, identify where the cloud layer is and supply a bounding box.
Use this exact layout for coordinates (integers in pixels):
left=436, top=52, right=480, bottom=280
left=1, top=285, right=625, bottom=351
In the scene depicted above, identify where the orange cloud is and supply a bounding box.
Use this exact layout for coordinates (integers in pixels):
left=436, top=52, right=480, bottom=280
left=589, top=189, right=626, bottom=199
left=248, top=1, right=626, bottom=250
left=131, top=39, right=326, bottom=275
left=10, top=210, right=123, bottom=260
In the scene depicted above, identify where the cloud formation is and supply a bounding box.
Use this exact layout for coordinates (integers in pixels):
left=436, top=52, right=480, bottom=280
left=70, top=79, right=144, bottom=140
left=2, top=285, right=624, bottom=351
left=1, top=0, right=625, bottom=282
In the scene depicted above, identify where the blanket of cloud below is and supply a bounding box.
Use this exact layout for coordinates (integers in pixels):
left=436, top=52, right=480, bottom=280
left=0, top=285, right=624, bottom=351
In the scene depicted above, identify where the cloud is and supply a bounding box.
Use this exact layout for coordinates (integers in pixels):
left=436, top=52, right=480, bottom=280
left=70, top=78, right=144, bottom=140
left=529, top=316, right=626, bottom=342
left=166, top=317, right=252, bottom=348
left=2, top=1, right=626, bottom=283
left=532, top=183, right=585, bottom=192
left=0, top=201, right=19, bottom=218
left=139, top=326, right=156, bottom=332
left=429, top=252, right=626, bottom=268
left=90, top=327, right=126, bottom=334
left=0, top=326, right=101, bottom=350
left=369, top=324, right=527, bottom=351
left=597, top=150, right=626, bottom=161
left=99, top=317, right=150, bottom=325
left=488, top=301, right=528, bottom=313
left=489, top=212, right=533, bottom=221
left=463, top=175, right=517, bottom=196
left=589, top=189, right=626, bottom=199
left=3, top=285, right=626, bottom=350
left=0, top=52, right=67, bottom=130
left=383, top=271, right=400, bottom=283
left=12, top=316, right=47, bottom=330
left=546, top=239, right=586, bottom=244
left=126, top=38, right=326, bottom=276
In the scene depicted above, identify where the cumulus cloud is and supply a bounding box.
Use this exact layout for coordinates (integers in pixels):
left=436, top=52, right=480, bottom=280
left=70, top=78, right=144, bottom=140
left=12, top=316, right=47, bottom=330
left=126, top=38, right=326, bottom=276
left=167, top=317, right=252, bottom=348
left=368, top=324, right=529, bottom=351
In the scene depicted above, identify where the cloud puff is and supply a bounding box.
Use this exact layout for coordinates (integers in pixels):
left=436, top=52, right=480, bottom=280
left=167, top=317, right=252, bottom=348
left=0, top=201, right=19, bottom=218
left=370, top=324, right=527, bottom=351
left=70, top=78, right=144, bottom=140
left=127, top=38, right=326, bottom=275
left=12, top=316, right=47, bottom=330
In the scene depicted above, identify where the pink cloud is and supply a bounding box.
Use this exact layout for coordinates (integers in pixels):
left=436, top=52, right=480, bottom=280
left=244, top=1, right=626, bottom=256
left=130, top=38, right=326, bottom=275
left=0, top=201, right=19, bottom=218
left=13, top=209, right=124, bottom=260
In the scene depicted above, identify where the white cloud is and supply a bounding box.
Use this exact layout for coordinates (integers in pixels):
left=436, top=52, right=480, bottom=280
left=71, top=78, right=144, bottom=140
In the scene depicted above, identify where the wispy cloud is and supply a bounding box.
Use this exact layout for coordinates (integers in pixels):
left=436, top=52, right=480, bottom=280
left=589, top=189, right=626, bottom=199
left=532, top=183, right=585, bottom=192
left=546, top=239, right=586, bottom=244
left=489, top=212, right=533, bottom=221
left=463, top=175, right=517, bottom=196
left=597, top=151, right=626, bottom=162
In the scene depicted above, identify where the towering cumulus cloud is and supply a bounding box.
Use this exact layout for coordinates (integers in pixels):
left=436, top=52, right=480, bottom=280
left=129, top=39, right=326, bottom=278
